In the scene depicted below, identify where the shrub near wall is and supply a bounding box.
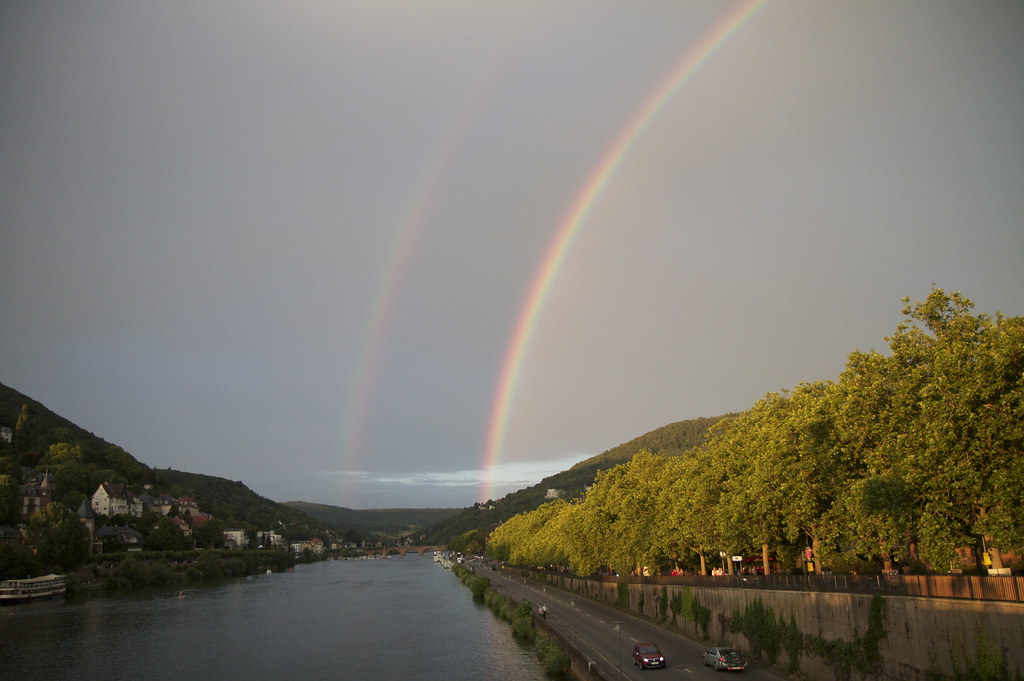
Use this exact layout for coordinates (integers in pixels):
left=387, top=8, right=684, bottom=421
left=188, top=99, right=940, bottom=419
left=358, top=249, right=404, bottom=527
left=452, top=566, right=571, bottom=679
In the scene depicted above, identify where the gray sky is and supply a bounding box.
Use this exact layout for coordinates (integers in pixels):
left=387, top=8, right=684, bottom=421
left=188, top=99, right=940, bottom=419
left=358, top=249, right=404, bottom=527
left=2, top=1, right=1022, bottom=509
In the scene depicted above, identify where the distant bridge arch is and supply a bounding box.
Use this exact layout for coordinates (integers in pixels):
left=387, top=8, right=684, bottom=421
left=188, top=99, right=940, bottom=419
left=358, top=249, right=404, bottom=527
left=363, top=545, right=446, bottom=557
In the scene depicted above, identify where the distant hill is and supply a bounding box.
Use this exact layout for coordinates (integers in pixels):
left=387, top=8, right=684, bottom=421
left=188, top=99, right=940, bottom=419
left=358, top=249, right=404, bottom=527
left=0, top=381, right=324, bottom=537
left=283, top=502, right=459, bottom=541
left=156, top=469, right=325, bottom=535
left=422, top=414, right=732, bottom=543
left=2, top=379, right=733, bottom=545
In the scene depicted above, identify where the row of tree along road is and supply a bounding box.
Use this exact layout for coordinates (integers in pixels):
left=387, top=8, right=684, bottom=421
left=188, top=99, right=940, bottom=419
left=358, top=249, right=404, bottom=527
left=487, top=287, right=1023, bottom=579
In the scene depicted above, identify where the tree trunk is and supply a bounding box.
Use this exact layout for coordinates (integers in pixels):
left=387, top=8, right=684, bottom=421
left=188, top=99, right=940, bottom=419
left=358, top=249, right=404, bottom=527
left=761, top=542, right=771, bottom=575
left=811, top=535, right=823, bottom=573
left=987, top=540, right=1004, bottom=570
left=697, top=552, right=707, bottom=576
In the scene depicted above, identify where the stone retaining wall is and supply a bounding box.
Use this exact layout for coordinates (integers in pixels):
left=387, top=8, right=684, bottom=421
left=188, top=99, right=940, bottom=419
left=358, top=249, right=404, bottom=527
left=519, top=569, right=1023, bottom=681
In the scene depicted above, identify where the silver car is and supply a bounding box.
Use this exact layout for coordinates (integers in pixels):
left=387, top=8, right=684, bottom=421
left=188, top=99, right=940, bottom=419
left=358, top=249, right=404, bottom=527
left=702, top=647, right=748, bottom=671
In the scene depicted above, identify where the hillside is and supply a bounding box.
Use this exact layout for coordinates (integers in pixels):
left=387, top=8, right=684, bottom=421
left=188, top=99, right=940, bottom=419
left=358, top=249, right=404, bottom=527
left=157, top=469, right=325, bottom=536
left=0, top=381, right=324, bottom=537
left=422, top=414, right=732, bottom=543
left=2, top=379, right=733, bottom=545
left=284, top=502, right=459, bottom=542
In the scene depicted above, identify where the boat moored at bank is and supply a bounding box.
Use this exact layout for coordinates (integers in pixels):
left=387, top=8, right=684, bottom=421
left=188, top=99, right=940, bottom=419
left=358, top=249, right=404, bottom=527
left=0, top=574, right=66, bottom=605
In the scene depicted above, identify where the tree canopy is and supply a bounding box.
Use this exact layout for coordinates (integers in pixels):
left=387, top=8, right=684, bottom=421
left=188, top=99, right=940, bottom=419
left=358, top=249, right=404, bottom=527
left=486, top=288, right=1024, bottom=576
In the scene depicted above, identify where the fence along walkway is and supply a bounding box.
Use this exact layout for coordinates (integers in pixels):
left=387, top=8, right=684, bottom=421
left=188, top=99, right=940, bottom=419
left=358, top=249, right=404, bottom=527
left=628, top=572, right=1024, bottom=603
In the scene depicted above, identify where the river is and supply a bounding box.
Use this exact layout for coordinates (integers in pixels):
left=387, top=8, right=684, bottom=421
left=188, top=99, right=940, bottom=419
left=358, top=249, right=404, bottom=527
left=0, top=555, right=552, bottom=681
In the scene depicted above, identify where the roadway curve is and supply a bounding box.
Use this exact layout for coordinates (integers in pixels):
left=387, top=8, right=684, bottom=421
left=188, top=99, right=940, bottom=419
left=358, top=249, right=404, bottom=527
left=472, top=561, right=791, bottom=681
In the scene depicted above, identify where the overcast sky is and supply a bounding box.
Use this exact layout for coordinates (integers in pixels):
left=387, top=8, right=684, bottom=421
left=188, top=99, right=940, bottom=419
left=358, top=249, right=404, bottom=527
left=2, top=1, right=1022, bottom=509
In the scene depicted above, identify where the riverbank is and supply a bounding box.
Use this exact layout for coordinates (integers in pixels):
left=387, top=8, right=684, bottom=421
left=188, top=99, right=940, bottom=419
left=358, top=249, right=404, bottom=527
left=64, top=548, right=304, bottom=597
left=452, top=564, right=575, bottom=679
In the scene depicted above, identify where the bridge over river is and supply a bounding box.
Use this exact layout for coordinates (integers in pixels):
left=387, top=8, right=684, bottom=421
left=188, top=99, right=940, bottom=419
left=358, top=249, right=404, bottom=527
left=362, top=545, right=446, bottom=557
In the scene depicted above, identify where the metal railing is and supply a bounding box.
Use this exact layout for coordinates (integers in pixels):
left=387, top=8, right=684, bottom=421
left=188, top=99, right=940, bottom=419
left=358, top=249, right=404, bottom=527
left=632, top=571, right=1024, bottom=603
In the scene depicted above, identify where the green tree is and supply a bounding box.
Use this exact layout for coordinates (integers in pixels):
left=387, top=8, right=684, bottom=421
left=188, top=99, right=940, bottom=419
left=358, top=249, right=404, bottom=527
left=518, top=500, right=571, bottom=568
left=840, top=288, right=1024, bottom=569
left=14, top=404, right=29, bottom=435
left=42, top=442, right=83, bottom=465
left=710, top=382, right=848, bottom=573
left=450, top=529, right=485, bottom=556
left=147, top=517, right=187, bottom=551
left=26, top=502, right=87, bottom=573
left=0, top=474, right=20, bottom=525
left=193, top=517, right=226, bottom=549
left=0, top=544, right=43, bottom=579
left=103, top=446, right=148, bottom=481
left=568, top=450, right=665, bottom=575
left=652, top=451, right=724, bottom=575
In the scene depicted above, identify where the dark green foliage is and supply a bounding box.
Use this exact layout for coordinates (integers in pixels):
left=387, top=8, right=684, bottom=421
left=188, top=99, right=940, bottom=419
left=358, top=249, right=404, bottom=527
left=674, top=586, right=710, bottom=638
left=157, top=469, right=322, bottom=539
left=27, top=502, right=87, bottom=572
left=468, top=574, right=491, bottom=597
left=147, top=518, right=188, bottom=551
left=729, top=598, right=803, bottom=671
left=449, top=529, right=485, bottom=555
left=669, top=589, right=683, bottom=617
left=617, top=581, right=630, bottom=608
left=284, top=501, right=459, bottom=543
left=658, top=586, right=669, bottom=622
left=782, top=615, right=804, bottom=672
left=536, top=631, right=572, bottom=677
left=949, top=627, right=1019, bottom=681
left=453, top=566, right=571, bottom=677
left=0, top=544, right=43, bottom=578
left=0, top=385, right=159, bottom=493
left=0, top=382, right=330, bottom=546
left=96, top=550, right=294, bottom=590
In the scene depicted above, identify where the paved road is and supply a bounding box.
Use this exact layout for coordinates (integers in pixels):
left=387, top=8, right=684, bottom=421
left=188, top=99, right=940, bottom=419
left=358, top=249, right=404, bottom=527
left=473, top=562, right=791, bottom=681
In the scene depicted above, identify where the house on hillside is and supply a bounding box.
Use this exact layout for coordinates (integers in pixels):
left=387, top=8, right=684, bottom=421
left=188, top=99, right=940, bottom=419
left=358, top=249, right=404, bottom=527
left=223, top=528, right=247, bottom=549
left=97, top=525, right=143, bottom=551
left=544, top=488, right=564, bottom=500
left=152, top=494, right=176, bottom=516
left=258, top=531, right=284, bottom=550
left=175, top=496, right=201, bottom=519
left=137, top=492, right=157, bottom=510
left=91, top=482, right=143, bottom=518
left=290, top=538, right=324, bottom=555
left=168, top=517, right=191, bottom=536
left=19, top=471, right=54, bottom=522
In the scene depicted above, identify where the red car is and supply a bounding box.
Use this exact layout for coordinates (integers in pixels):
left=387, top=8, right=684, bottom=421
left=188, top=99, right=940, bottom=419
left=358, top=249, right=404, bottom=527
left=632, top=642, right=666, bottom=669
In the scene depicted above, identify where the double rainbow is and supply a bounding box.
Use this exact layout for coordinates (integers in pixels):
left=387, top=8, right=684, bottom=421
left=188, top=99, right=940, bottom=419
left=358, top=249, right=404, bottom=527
left=478, top=0, right=770, bottom=502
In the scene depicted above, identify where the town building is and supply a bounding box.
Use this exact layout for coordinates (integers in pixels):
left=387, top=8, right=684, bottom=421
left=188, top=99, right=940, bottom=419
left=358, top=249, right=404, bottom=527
left=90, top=482, right=143, bottom=518
left=18, top=472, right=53, bottom=522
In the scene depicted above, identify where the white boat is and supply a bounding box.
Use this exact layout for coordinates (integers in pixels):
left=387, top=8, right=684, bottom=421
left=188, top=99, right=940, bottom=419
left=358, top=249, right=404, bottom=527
left=0, top=574, right=66, bottom=605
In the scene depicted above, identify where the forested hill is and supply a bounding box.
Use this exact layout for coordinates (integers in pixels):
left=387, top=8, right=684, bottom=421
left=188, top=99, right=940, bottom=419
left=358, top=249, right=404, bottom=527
left=422, top=414, right=732, bottom=544
left=284, top=502, right=459, bottom=542
left=2, top=378, right=729, bottom=544
left=0, top=381, right=324, bottom=537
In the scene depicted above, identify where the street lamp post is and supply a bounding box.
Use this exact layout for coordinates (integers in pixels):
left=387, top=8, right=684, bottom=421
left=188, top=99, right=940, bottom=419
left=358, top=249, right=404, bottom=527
left=570, top=599, right=576, bottom=648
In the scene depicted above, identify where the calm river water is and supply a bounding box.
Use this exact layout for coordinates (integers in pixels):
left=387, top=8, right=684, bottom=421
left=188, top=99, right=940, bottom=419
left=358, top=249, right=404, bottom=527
left=1, top=555, right=551, bottom=681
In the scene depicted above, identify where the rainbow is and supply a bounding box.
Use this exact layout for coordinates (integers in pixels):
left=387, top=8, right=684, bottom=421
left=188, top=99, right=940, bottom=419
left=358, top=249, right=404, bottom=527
left=336, top=7, right=543, bottom=503
left=479, top=0, right=771, bottom=502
